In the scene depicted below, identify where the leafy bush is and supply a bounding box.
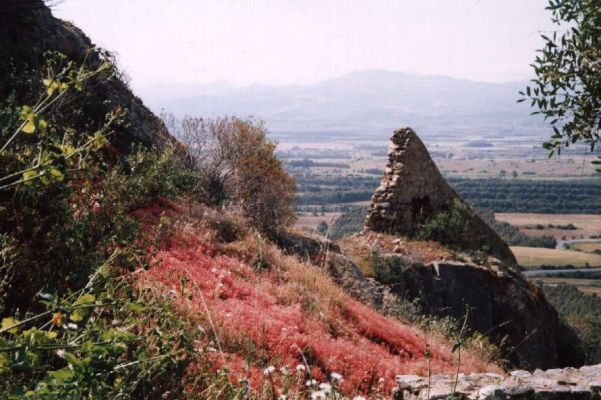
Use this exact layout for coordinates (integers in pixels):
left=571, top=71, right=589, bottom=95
left=0, top=254, right=196, bottom=399
left=367, top=253, right=408, bottom=284
left=163, top=114, right=296, bottom=236
left=415, top=200, right=473, bottom=248
left=0, top=54, right=197, bottom=314
left=0, top=54, right=199, bottom=398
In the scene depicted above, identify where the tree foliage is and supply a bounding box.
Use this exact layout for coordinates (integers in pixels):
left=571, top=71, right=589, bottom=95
left=520, top=0, right=601, bottom=161
left=164, top=115, right=296, bottom=236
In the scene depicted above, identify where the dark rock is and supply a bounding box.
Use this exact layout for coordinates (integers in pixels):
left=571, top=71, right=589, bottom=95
left=325, top=248, right=585, bottom=369
left=0, top=0, right=175, bottom=153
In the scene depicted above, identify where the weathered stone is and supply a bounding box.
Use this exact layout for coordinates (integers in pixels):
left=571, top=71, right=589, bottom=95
left=364, top=127, right=516, bottom=266
left=510, top=370, right=532, bottom=378
left=392, top=364, right=601, bottom=399
left=476, top=385, right=505, bottom=399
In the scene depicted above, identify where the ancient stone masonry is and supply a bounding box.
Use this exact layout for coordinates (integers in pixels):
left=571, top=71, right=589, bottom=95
left=365, top=127, right=517, bottom=266
left=394, top=364, right=601, bottom=400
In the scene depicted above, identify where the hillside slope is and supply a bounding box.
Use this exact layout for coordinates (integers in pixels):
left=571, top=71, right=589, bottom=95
left=0, top=0, right=174, bottom=153
left=135, top=204, right=500, bottom=396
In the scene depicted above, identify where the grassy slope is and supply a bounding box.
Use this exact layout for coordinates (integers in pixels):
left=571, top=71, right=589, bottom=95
left=136, top=205, right=500, bottom=396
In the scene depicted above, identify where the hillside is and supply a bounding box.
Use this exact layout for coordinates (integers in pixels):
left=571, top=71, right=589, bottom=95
left=1, top=2, right=599, bottom=399
left=0, top=3, right=499, bottom=397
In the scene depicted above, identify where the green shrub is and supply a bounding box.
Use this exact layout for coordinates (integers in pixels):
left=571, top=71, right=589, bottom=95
left=0, top=53, right=200, bottom=398
left=365, top=253, right=408, bottom=284
left=163, top=114, right=296, bottom=237
left=0, top=54, right=197, bottom=314
left=415, top=200, right=473, bottom=248
left=0, top=253, right=196, bottom=399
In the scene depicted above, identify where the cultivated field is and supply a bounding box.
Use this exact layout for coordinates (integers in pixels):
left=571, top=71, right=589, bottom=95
left=568, top=241, right=601, bottom=253
left=511, top=246, right=601, bottom=268
left=295, top=212, right=340, bottom=231
left=527, top=277, right=601, bottom=295
left=578, top=286, right=601, bottom=295
left=497, top=213, right=601, bottom=240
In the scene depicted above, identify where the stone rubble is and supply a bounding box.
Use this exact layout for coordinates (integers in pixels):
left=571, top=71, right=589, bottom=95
left=393, top=364, right=601, bottom=399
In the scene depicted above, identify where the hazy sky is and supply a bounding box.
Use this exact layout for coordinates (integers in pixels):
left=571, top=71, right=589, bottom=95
left=53, top=0, right=556, bottom=90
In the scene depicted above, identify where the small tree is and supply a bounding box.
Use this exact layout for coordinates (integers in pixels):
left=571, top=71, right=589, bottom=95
left=221, top=118, right=296, bottom=235
left=164, top=114, right=296, bottom=236
left=520, top=0, right=601, bottom=163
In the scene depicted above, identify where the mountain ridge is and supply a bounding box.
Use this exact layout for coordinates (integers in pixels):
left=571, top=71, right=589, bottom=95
left=139, top=69, right=535, bottom=134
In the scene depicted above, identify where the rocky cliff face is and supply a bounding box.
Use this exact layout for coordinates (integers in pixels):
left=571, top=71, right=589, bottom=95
left=0, top=0, right=173, bottom=153
left=365, top=127, right=516, bottom=266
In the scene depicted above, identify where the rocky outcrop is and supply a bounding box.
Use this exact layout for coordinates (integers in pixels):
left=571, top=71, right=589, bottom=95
left=322, top=236, right=585, bottom=370
left=395, top=364, right=601, bottom=400
left=0, top=1, right=174, bottom=153
left=383, top=259, right=584, bottom=370
left=365, top=127, right=516, bottom=266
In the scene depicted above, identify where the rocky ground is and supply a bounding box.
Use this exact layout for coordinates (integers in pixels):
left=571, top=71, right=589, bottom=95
left=395, top=364, right=601, bottom=399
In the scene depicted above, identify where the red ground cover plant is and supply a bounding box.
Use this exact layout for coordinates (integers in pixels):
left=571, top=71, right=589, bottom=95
left=134, top=205, right=497, bottom=396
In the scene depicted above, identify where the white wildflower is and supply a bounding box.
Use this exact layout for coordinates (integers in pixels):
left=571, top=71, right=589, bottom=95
left=310, top=390, right=326, bottom=400
left=296, top=364, right=306, bottom=372
left=66, top=322, right=78, bottom=330
left=55, top=349, right=66, bottom=359
left=318, top=382, right=332, bottom=392
left=305, top=379, right=318, bottom=387
left=330, top=372, right=343, bottom=382
left=353, top=397, right=367, bottom=400
left=280, top=366, right=290, bottom=375
left=263, top=365, right=276, bottom=375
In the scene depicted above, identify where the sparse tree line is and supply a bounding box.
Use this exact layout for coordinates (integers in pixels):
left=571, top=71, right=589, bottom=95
left=542, top=285, right=601, bottom=364
left=293, top=174, right=601, bottom=214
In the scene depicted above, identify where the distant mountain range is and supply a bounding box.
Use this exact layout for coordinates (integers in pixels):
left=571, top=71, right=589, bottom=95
left=137, top=69, right=540, bottom=135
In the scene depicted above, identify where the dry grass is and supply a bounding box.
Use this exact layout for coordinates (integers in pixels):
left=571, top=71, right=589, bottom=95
left=294, top=212, right=340, bottom=231
left=496, top=213, right=601, bottom=240
left=511, top=246, right=601, bottom=268
left=139, top=205, right=502, bottom=396
left=568, top=242, right=601, bottom=253
left=337, top=232, right=454, bottom=277
left=578, top=286, right=601, bottom=295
